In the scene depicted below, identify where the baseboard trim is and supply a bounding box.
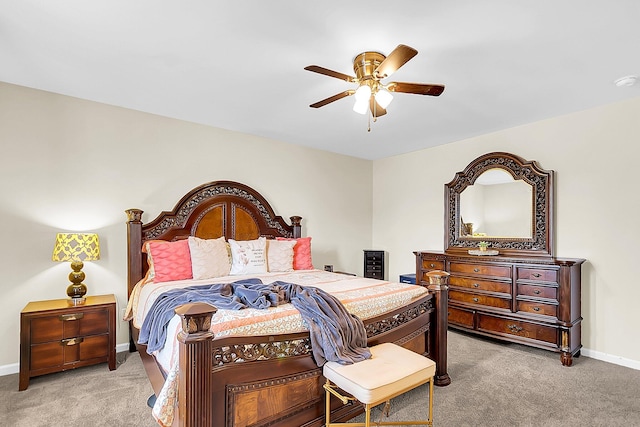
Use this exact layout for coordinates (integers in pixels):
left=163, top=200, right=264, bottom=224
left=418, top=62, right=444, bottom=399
left=581, top=347, right=640, bottom=370
left=0, top=342, right=132, bottom=376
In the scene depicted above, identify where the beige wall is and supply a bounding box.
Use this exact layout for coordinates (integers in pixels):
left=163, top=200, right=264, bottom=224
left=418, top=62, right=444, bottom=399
left=0, top=82, right=373, bottom=370
left=2, top=80, right=638, bottom=372
left=373, top=96, right=640, bottom=367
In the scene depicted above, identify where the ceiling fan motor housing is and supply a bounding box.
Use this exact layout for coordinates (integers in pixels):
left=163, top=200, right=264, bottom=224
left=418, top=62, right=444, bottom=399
left=353, top=52, right=386, bottom=82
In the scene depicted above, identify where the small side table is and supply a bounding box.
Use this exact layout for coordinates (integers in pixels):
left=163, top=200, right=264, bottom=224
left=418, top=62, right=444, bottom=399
left=19, top=294, right=116, bottom=390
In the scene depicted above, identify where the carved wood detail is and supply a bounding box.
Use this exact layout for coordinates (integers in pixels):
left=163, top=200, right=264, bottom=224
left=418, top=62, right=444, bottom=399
left=365, top=300, right=433, bottom=337
left=144, top=183, right=294, bottom=241
left=213, top=338, right=313, bottom=367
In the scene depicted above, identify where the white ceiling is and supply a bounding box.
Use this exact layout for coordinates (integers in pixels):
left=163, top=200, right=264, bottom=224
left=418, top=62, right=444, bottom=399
left=2, top=1, right=639, bottom=160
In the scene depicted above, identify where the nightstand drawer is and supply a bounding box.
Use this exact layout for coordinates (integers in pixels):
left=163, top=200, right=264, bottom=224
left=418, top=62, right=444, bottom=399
left=30, top=334, right=110, bottom=371
left=30, top=310, right=110, bottom=343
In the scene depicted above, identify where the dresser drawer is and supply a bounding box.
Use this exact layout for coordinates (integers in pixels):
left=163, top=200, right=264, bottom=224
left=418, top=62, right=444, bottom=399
left=448, top=306, right=474, bottom=328
left=30, top=310, right=110, bottom=343
left=449, top=290, right=511, bottom=310
left=516, top=267, right=558, bottom=283
left=421, top=259, right=445, bottom=270
left=450, top=262, right=511, bottom=278
left=517, top=300, right=558, bottom=317
left=517, top=283, right=557, bottom=300
left=477, top=314, right=557, bottom=344
left=449, top=276, right=511, bottom=294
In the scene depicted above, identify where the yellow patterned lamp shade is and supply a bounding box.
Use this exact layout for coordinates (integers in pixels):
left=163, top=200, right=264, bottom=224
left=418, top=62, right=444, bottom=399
left=52, top=233, right=100, bottom=304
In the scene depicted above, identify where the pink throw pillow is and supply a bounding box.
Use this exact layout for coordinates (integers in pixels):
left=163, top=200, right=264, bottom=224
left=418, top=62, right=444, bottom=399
left=146, top=240, right=193, bottom=283
left=276, top=237, right=313, bottom=270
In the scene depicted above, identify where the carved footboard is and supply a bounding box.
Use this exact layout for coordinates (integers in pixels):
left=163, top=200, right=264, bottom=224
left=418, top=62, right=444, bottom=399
left=174, top=273, right=450, bottom=427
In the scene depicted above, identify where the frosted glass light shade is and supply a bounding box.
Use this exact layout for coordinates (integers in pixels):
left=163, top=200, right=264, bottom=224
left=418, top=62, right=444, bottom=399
left=353, top=85, right=372, bottom=114
left=375, top=88, right=393, bottom=108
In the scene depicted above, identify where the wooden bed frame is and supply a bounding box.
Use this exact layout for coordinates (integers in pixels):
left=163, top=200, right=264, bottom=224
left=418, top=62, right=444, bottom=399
left=125, top=180, right=450, bottom=427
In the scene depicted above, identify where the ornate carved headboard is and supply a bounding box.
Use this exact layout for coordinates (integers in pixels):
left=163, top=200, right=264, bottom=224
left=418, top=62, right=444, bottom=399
left=125, top=180, right=302, bottom=297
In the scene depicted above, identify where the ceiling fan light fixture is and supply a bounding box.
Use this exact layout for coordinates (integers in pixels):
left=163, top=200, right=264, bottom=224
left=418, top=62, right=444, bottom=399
left=375, top=87, right=393, bottom=108
left=354, top=84, right=371, bottom=101
left=353, top=98, right=370, bottom=115
left=353, top=84, right=372, bottom=114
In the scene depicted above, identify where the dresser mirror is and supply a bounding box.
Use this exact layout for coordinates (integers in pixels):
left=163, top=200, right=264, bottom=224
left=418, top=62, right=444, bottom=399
left=445, top=152, right=554, bottom=257
left=459, top=168, right=533, bottom=238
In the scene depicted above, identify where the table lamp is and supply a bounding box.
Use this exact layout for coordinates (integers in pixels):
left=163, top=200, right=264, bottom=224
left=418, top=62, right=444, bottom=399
left=52, top=233, right=100, bottom=305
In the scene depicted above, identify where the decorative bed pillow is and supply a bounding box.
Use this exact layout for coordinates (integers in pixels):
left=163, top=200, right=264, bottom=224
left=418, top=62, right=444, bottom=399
left=188, top=236, right=231, bottom=280
left=276, top=237, right=314, bottom=270
left=145, top=239, right=193, bottom=283
left=266, top=239, right=296, bottom=272
left=228, top=237, right=268, bottom=275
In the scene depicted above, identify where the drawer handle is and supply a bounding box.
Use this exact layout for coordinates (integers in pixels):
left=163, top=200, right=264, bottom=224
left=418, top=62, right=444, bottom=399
left=473, top=283, right=480, bottom=288
left=61, top=337, right=84, bottom=346
left=533, top=307, right=540, bottom=312
left=473, top=268, right=480, bottom=273
left=533, top=290, right=541, bottom=295
left=472, top=297, right=479, bottom=303
left=532, top=273, right=541, bottom=278
left=59, top=313, right=84, bottom=321
left=429, top=263, right=435, bottom=268
left=507, top=324, right=523, bottom=333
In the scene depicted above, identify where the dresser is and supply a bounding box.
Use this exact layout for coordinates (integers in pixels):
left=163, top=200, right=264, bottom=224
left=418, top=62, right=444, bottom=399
left=19, top=294, right=116, bottom=390
left=363, top=250, right=385, bottom=280
left=415, top=251, right=584, bottom=366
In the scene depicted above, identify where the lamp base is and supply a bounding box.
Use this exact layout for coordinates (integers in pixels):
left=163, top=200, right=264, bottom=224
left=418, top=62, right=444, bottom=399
left=68, top=297, right=86, bottom=306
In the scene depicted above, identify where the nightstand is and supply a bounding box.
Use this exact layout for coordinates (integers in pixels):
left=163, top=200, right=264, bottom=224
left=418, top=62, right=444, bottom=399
left=19, top=294, right=116, bottom=390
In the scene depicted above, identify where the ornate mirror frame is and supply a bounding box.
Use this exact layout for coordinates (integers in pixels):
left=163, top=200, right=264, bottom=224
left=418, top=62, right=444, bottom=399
left=445, top=152, right=555, bottom=258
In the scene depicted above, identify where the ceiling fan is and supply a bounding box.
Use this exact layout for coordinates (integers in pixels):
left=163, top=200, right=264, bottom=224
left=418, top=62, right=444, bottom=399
left=304, top=44, right=444, bottom=118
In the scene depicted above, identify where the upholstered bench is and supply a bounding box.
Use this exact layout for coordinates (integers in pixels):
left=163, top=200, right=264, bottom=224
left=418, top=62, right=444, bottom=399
left=323, top=342, right=436, bottom=426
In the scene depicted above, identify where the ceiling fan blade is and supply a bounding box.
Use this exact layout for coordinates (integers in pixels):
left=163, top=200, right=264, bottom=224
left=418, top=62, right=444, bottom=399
left=388, top=82, right=445, bottom=96
left=369, top=97, right=387, bottom=117
left=374, top=44, right=418, bottom=79
left=309, top=90, right=355, bottom=108
left=304, top=65, right=356, bottom=83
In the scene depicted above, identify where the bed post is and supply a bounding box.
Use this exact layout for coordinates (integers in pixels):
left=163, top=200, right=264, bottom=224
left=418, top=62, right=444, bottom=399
left=175, top=303, right=217, bottom=427
left=126, top=209, right=143, bottom=352
left=125, top=209, right=144, bottom=293
left=290, top=216, right=302, bottom=238
left=426, top=270, right=451, bottom=386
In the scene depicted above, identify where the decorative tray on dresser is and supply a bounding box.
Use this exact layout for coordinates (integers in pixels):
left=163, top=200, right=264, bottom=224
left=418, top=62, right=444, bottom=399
left=419, top=152, right=586, bottom=366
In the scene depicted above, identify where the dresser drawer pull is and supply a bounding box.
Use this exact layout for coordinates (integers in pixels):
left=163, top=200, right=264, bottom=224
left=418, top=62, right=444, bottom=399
left=473, top=283, right=480, bottom=288
left=472, top=297, right=479, bottom=303
left=533, top=290, right=541, bottom=295
left=61, top=337, right=84, bottom=346
left=59, top=313, right=84, bottom=321
left=533, top=307, right=540, bottom=312
left=532, top=273, right=541, bottom=278
left=507, top=324, right=523, bottom=333
left=473, top=268, right=480, bottom=273
left=429, top=263, right=436, bottom=268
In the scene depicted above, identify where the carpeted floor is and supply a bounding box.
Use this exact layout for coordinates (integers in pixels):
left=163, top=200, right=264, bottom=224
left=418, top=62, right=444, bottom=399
left=2, top=330, right=639, bottom=426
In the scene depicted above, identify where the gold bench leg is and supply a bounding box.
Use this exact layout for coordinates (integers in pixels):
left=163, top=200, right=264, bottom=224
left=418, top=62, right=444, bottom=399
left=324, top=377, right=434, bottom=427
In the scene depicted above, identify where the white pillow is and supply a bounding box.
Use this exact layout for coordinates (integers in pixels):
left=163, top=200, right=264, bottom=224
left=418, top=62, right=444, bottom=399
left=228, top=237, right=268, bottom=275
left=188, top=236, right=231, bottom=280
left=267, top=239, right=296, bottom=272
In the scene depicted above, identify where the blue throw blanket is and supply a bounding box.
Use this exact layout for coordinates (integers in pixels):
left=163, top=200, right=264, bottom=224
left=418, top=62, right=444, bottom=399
left=138, top=279, right=371, bottom=366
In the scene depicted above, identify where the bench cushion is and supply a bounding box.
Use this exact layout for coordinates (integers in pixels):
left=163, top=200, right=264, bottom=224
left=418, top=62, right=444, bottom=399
left=323, top=343, right=436, bottom=404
